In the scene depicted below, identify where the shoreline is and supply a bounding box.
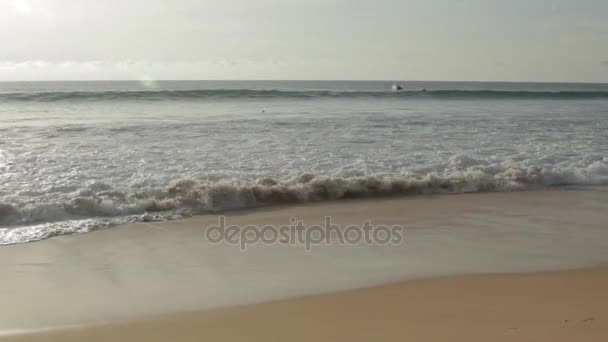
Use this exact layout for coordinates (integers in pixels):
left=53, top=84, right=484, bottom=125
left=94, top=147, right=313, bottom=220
left=1, top=188, right=608, bottom=332
left=4, top=267, right=607, bottom=342
left=3, top=185, right=607, bottom=246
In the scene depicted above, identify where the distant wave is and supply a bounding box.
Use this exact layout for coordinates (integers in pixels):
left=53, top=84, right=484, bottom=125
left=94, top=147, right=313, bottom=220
left=2, top=89, right=608, bottom=102
left=1, top=159, right=607, bottom=245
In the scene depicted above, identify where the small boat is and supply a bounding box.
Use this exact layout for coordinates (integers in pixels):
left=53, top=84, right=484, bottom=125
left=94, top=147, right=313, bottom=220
left=392, top=84, right=403, bottom=91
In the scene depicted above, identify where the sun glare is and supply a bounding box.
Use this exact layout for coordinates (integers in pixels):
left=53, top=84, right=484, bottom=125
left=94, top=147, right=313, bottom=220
left=12, top=0, right=32, bottom=14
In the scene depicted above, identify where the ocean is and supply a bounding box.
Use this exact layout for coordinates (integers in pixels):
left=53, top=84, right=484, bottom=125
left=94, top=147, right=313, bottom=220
left=1, top=80, right=607, bottom=244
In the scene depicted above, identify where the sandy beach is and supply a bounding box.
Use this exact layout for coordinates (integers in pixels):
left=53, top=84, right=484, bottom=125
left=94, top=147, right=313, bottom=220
left=3, top=267, right=607, bottom=342
left=1, top=188, right=607, bottom=340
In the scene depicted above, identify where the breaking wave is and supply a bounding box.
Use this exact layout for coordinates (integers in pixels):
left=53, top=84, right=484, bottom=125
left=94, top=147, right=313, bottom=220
left=1, top=160, right=607, bottom=245
left=2, top=89, right=608, bottom=102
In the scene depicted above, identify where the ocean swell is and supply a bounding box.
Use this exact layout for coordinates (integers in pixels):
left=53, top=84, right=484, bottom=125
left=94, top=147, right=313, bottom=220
left=1, top=89, right=608, bottom=102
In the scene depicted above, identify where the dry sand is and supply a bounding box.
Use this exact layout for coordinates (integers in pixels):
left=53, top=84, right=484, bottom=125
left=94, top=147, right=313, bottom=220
left=3, top=267, right=607, bottom=342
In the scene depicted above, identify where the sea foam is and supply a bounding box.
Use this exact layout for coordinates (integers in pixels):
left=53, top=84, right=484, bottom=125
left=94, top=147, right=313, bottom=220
left=1, top=159, right=607, bottom=245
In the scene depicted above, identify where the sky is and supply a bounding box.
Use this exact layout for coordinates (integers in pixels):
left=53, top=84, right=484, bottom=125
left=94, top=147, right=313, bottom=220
left=1, top=0, right=607, bottom=82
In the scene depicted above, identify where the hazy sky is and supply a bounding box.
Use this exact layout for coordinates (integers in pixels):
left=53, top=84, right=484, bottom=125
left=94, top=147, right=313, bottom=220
left=1, top=0, right=607, bottom=81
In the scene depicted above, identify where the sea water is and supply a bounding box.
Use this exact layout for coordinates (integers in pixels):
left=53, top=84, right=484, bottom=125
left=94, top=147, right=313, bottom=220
left=1, top=80, right=607, bottom=244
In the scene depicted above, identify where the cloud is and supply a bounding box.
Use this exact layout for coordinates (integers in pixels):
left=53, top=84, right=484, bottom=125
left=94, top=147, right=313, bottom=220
left=0, top=60, right=49, bottom=70
left=0, top=59, right=289, bottom=80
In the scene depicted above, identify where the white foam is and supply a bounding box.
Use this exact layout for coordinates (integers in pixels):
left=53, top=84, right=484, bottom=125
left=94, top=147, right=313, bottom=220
left=1, top=158, right=607, bottom=244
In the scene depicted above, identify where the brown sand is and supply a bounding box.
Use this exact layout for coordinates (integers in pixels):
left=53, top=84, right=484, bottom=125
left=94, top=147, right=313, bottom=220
left=3, top=267, right=607, bottom=342
left=2, top=188, right=608, bottom=330
left=2, top=188, right=607, bottom=340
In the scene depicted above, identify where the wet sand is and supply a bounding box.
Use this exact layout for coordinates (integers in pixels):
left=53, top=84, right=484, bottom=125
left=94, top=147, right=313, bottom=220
left=3, top=267, right=607, bottom=342
left=1, top=187, right=607, bottom=337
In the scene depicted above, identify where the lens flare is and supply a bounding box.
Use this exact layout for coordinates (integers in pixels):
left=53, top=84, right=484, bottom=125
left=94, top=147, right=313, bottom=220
left=140, top=76, right=160, bottom=91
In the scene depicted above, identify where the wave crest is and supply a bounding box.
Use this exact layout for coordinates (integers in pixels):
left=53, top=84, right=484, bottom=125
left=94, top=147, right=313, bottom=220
left=1, top=159, right=607, bottom=235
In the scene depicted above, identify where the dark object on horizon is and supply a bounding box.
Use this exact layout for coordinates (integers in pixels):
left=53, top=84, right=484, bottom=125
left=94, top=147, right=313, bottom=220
left=392, top=84, right=403, bottom=91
